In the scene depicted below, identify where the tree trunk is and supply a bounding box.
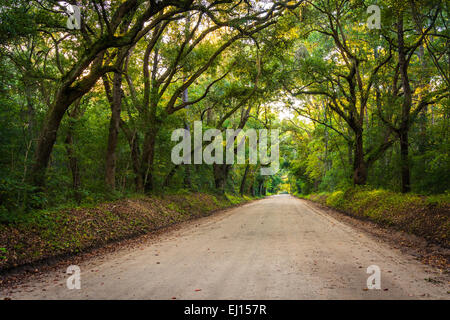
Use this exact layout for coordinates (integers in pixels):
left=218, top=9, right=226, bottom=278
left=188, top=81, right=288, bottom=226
left=30, top=90, right=75, bottom=189
left=141, top=126, right=158, bottom=193
left=183, top=121, right=192, bottom=189
left=130, top=133, right=143, bottom=192
left=213, top=163, right=229, bottom=193
left=353, top=129, right=367, bottom=185
left=163, top=165, right=177, bottom=188
left=240, top=164, right=250, bottom=195
left=347, top=138, right=353, bottom=167
left=397, top=15, right=412, bottom=193
left=182, top=70, right=191, bottom=189
left=399, top=130, right=411, bottom=193
left=119, top=120, right=143, bottom=192
left=105, top=71, right=123, bottom=190
left=64, top=100, right=82, bottom=204
left=30, top=54, right=108, bottom=189
left=250, top=181, right=255, bottom=196
left=258, top=180, right=264, bottom=196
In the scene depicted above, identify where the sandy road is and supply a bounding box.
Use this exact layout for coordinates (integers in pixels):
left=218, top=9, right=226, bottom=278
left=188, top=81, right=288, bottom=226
left=2, top=195, right=449, bottom=299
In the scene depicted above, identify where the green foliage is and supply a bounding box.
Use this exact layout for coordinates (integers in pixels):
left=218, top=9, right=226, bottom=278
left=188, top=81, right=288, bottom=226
left=0, top=246, right=6, bottom=260
left=0, top=177, right=47, bottom=221
left=306, top=187, right=450, bottom=247
left=325, top=190, right=345, bottom=208
left=0, top=1, right=448, bottom=225
left=426, top=193, right=450, bottom=208
left=283, top=0, right=449, bottom=196
left=224, top=193, right=244, bottom=205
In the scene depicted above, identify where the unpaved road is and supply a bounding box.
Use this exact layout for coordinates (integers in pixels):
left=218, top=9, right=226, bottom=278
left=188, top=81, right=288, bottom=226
left=2, top=195, right=449, bottom=299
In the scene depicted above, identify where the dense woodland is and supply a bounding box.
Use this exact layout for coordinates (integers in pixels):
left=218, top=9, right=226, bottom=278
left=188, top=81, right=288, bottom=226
left=0, top=0, right=448, bottom=217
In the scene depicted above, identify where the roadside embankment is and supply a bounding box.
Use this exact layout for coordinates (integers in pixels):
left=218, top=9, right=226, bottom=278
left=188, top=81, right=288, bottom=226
left=297, top=187, right=450, bottom=248
left=0, top=192, right=253, bottom=272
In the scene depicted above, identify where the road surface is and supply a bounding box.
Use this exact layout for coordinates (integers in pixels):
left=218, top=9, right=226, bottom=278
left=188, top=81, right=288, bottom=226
left=2, top=195, right=448, bottom=299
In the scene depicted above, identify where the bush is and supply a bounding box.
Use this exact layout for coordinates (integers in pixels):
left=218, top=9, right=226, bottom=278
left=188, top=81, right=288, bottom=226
left=0, top=177, right=47, bottom=222
left=325, top=190, right=345, bottom=208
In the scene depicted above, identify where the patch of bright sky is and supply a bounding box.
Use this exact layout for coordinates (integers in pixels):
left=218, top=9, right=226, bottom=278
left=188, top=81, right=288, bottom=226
left=252, top=0, right=276, bottom=10
left=269, top=98, right=311, bottom=123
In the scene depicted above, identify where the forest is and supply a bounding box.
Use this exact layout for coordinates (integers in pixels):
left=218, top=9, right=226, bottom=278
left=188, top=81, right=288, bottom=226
left=0, top=0, right=448, bottom=219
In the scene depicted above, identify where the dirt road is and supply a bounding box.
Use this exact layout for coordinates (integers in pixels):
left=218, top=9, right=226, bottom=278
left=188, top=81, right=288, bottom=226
left=2, top=195, right=449, bottom=299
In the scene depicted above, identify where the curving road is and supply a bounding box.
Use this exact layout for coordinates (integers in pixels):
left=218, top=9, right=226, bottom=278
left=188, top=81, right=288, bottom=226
left=2, top=195, right=449, bottom=299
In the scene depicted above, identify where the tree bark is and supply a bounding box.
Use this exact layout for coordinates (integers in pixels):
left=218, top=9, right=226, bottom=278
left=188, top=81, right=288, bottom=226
left=240, top=164, right=250, bottom=195
left=397, top=15, right=412, bottom=193
left=30, top=89, right=75, bottom=189
left=183, top=87, right=191, bottom=189
left=64, top=100, right=82, bottom=204
left=141, top=124, right=158, bottom=193
left=105, top=71, right=124, bottom=190
left=30, top=54, right=109, bottom=189
left=130, top=133, right=143, bottom=192
left=399, top=130, right=411, bottom=193
left=120, top=120, right=143, bottom=192
left=353, top=129, right=367, bottom=185
left=213, top=163, right=229, bottom=193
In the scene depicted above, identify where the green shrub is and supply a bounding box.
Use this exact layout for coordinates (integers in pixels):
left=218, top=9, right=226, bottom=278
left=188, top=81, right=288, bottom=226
left=325, top=191, right=345, bottom=208
left=0, top=177, right=47, bottom=222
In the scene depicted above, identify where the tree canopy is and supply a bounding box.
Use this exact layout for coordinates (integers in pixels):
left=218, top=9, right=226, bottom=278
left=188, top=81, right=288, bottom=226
left=0, top=0, right=448, bottom=216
